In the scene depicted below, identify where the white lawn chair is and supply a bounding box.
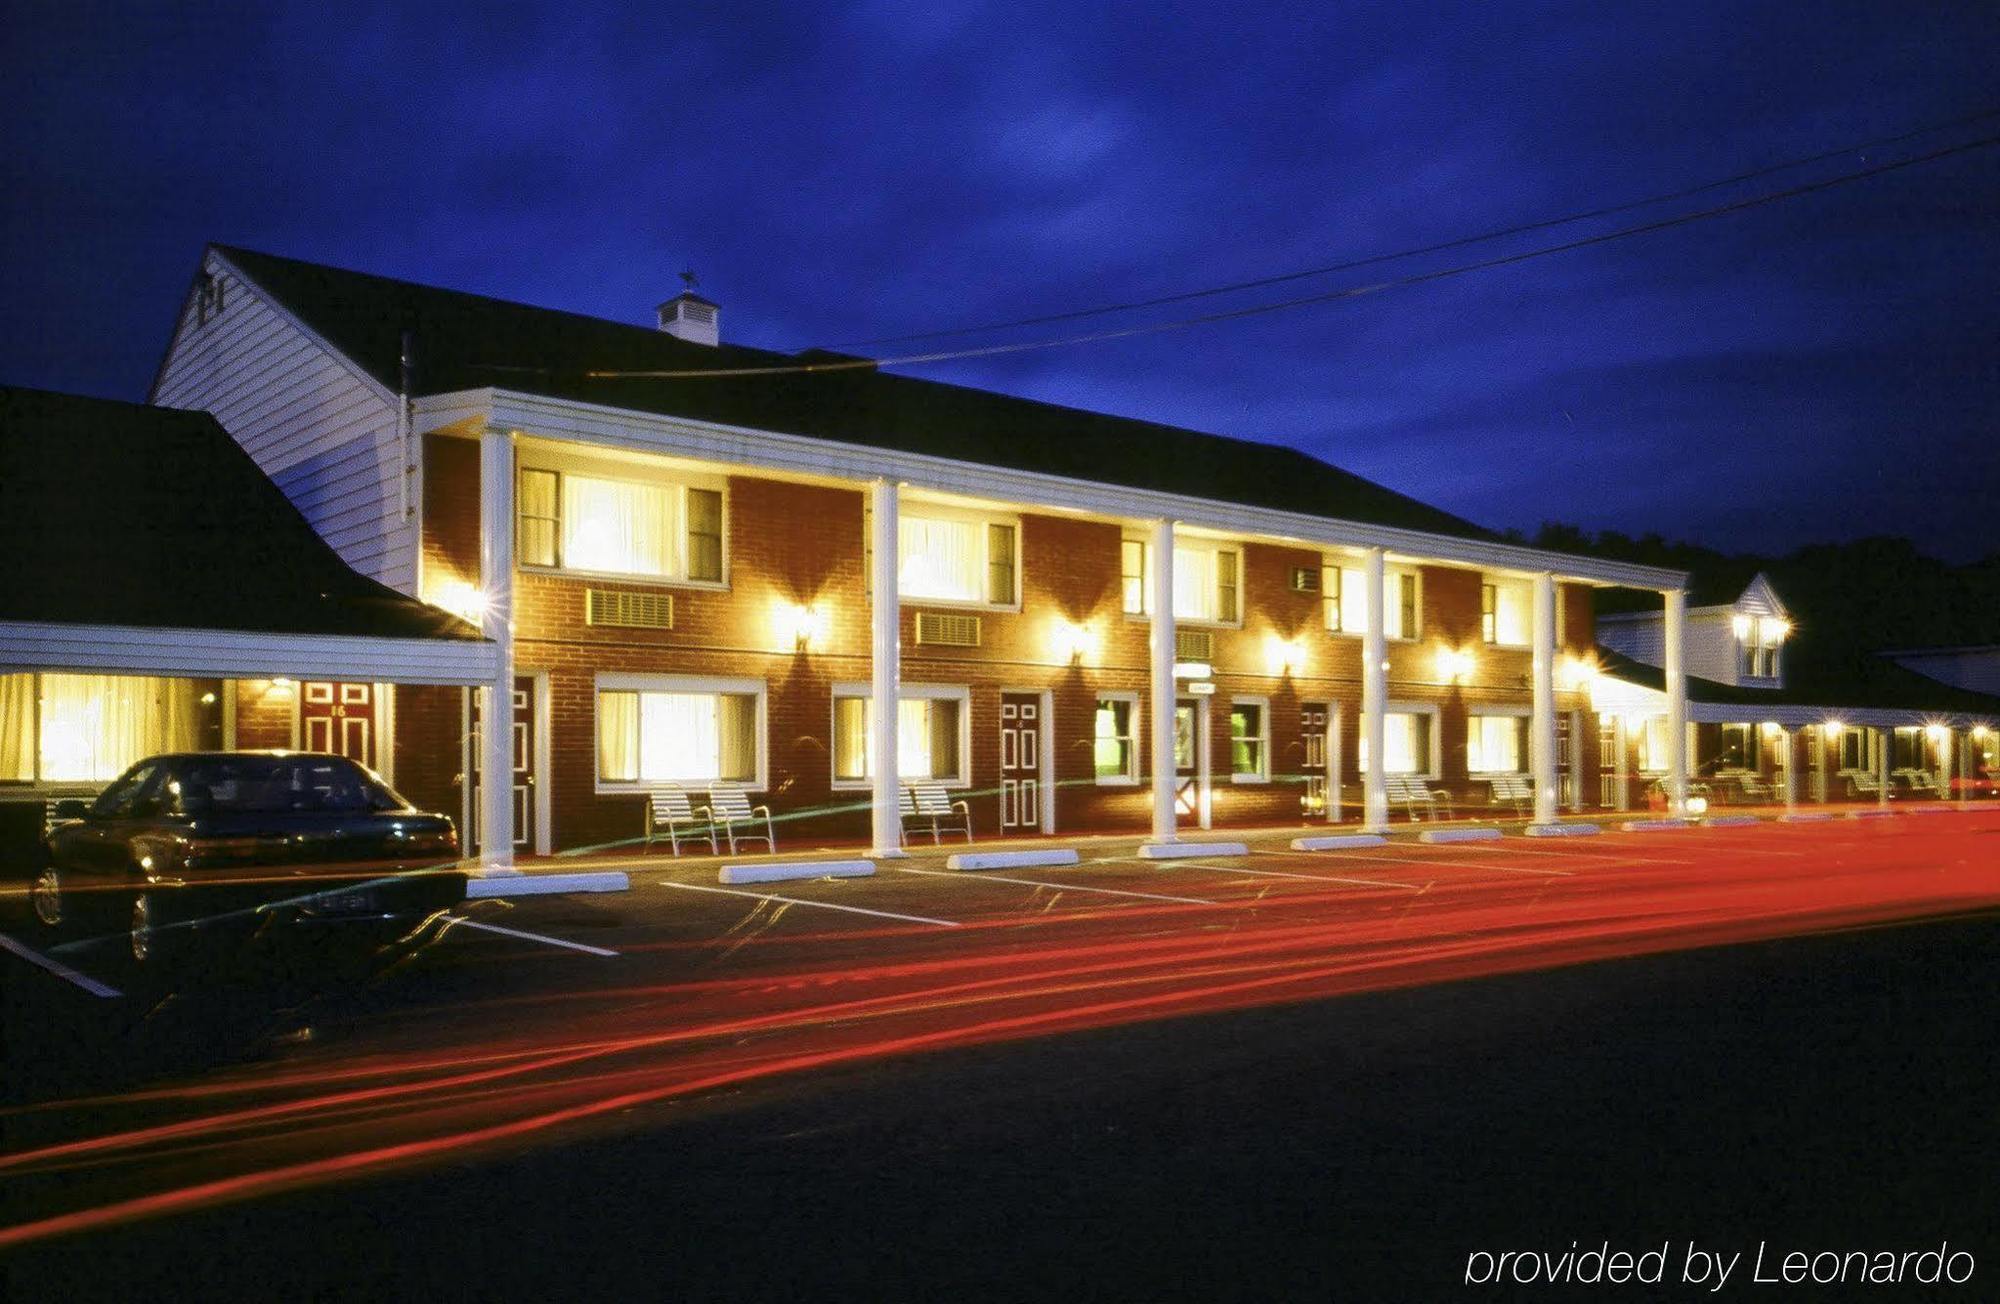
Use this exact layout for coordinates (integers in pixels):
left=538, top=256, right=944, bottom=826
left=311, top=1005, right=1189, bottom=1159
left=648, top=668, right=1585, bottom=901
left=911, top=783, right=972, bottom=844
left=1484, top=773, right=1532, bottom=816
left=644, top=785, right=715, bottom=855
left=702, top=786, right=775, bottom=854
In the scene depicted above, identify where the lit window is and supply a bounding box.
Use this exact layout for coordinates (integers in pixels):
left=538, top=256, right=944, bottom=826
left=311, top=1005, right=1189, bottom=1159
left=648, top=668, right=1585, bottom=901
left=1230, top=701, right=1268, bottom=781
left=1359, top=710, right=1433, bottom=775
left=1330, top=565, right=1421, bottom=638
left=1121, top=539, right=1241, bottom=622
left=1467, top=714, right=1527, bottom=773
left=1093, top=696, right=1139, bottom=783
left=1636, top=716, right=1673, bottom=773
left=518, top=463, right=724, bottom=582
left=1482, top=577, right=1530, bottom=645
left=831, top=688, right=967, bottom=784
left=596, top=680, right=761, bottom=786
left=0, top=673, right=206, bottom=783
left=1321, top=564, right=1342, bottom=631
left=897, top=512, right=1016, bottom=605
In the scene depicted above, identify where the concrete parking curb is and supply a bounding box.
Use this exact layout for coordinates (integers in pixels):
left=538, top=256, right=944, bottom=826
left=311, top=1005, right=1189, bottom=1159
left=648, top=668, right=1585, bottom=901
left=946, top=849, right=1082, bottom=871
left=1703, top=815, right=1761, bottom=828
left=720, top=860, right=876, bottom=885
left=1418, top=827, right=1502, bottom=843
left=1290, top=834, right=1389, bottom=851
left=1619, top=819, right=1689, bottom=832
left=1524, top=823, right=1602, bottom=837
left=466, top=871, right=630, bottom=899
left=1138, top=840, right=1251, bottom=859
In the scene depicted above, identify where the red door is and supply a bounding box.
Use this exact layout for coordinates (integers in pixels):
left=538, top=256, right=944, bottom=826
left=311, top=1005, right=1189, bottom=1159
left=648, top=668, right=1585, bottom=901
left=470, top=677, right=535, bottom=853
left=301, top=681, right=377, bottom=769
left=999, top=693, right=1040, bottom=832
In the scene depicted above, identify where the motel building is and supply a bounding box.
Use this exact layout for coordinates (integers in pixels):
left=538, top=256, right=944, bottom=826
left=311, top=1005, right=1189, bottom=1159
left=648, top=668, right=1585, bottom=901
left=1592, top=573, right=2000, bottom=813
left=18, top=243, right=1987, bottom=872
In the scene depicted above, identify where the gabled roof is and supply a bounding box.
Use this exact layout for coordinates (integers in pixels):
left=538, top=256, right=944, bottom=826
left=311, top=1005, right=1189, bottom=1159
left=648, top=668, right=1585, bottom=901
left=210, top=245, right=1502, bottom=547
left=0, top=386, right=480, bottom=643
left=1594, top=646, right=2000, bottom=718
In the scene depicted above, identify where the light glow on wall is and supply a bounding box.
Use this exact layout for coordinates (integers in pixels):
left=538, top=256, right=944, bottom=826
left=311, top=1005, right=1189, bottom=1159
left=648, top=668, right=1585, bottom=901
left=429, top=578, right=490, bottom=624
left=1054, top=619, right=1098, bottom=666
left=776, top=601, right=827, bottom=651
left=1434, top=647, right=1475, bottom=684
left=1264, top=636, right=1304, bottom=677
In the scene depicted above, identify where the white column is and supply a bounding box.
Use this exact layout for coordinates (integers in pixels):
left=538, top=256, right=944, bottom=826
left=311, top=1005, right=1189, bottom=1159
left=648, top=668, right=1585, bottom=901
left=869, top=479, right=904, bottom=857
left=1361, top=548, right=1389, bottom=833
left=477, top=426, right=517, bottom=872
left=1529, top=571, right=1558, bottom=827
left=1877, top=729, right=1890, bottom=810
left=1326, top=705, right=1342, bottom=824
left=1149, top=518, right=1178, bottom=843
left=1613, top=715, right=1631, bottom=811
left=1663, top=588, right=1689, bottom=817
left=1781, top=727, right=1797, bottom=816
left=1938, top=729, right=1953, bottom=806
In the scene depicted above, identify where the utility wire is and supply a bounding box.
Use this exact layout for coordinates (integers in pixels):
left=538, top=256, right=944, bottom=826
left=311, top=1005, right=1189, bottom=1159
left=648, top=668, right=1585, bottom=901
left=581, top=132, right=2000, bottom=382
left=829, top=106, right=2000, bottom=349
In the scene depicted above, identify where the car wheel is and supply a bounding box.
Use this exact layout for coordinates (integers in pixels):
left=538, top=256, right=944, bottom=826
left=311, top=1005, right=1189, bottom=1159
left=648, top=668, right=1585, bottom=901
left=130, top=892, right=156, bottom=963
left=30, top=867, right=64, bottom=927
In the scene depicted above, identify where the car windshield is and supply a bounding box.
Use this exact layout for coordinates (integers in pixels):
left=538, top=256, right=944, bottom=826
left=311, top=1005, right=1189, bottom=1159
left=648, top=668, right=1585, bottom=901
left=163, top=756, right=408, bottom=815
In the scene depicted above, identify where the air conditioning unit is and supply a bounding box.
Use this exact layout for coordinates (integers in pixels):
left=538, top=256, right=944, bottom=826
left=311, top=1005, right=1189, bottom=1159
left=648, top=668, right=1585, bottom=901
left=1289, top=567, right=1320, bottom=593
left=916, top=611, right=982, bottom=647
left=587, top=589, right=674, bottom=629
left=1176, top=628, right=1214, bottom=662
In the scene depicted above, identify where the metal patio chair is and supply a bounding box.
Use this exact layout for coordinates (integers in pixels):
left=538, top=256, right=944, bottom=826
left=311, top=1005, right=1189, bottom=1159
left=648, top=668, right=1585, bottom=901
left=644, top=785, right=715, bottom=855
left=702, top=786, right=775, bottom=855
left=1484, top=773, right=1533, bottom=816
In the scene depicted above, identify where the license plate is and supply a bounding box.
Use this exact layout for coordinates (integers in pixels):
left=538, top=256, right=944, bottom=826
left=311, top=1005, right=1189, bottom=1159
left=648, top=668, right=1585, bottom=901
left=318, top=886, right=381, bottom=914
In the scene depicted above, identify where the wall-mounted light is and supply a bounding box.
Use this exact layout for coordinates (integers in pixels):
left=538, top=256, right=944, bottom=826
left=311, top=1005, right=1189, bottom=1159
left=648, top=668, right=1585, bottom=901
left=1974, top=724, right=1990, bottom=739
left=1824, top=720, right=1844, bottom=738
left=1056, top=620, right=1098, bottom=666
left=1560, top=654, right=1599, bottom=691
left=1925, top=723, right=1949, bottom=743
left=1434, top=647, right=1474, bottom=684
left=1265, top=635, right=1304, bottom=677
left=429, top=578, right=490, bottom=624
left=1761, top=721, right=1783, bottom=736
left=779, top=601, right=827, bottom=652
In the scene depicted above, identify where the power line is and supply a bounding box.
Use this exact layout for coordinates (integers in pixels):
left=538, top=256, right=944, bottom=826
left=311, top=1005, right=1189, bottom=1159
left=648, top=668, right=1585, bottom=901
left=828, top=106, right=2000, bottom=349
left=582, top=132, right=2000, bottom=382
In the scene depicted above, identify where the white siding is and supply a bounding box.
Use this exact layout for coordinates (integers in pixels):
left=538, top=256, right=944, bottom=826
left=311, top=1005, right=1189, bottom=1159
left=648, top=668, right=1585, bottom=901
left=151, top=251, right=419, bottom=594
left=1599, top=608, right=1737, bottom=683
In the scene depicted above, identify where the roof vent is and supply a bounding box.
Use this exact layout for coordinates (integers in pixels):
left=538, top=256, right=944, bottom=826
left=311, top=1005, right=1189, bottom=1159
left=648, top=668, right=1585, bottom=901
left=657, top=271, right=719, bottom=346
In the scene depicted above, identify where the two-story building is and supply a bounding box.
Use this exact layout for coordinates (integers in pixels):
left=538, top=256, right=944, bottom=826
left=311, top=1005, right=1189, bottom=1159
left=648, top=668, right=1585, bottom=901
left=1595, top=572, right=1999, bottom=807
left=143, top=244, right=1704, bottom=864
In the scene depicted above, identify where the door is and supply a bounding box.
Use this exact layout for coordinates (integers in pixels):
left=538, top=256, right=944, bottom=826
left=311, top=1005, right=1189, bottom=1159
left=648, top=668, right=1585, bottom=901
left=301, top=681, right=377, bottom=769
left=1807, top=724, right=1827, bottom=802
left=1597, top=716, right=1618, bottom=808
left=1300, top=703, right=1329, bottom=818
left=999, top=693, right=1041, bottom=832
left=1557, top=711, right=1578, bottom=810
left=1175, top=698, right=1211, bottom=829
left=469, top=677, right=535, bottom=853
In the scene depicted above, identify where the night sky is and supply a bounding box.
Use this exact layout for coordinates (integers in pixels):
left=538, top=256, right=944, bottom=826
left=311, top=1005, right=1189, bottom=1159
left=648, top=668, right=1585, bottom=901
left=4, top=2, right=1996, bottom=559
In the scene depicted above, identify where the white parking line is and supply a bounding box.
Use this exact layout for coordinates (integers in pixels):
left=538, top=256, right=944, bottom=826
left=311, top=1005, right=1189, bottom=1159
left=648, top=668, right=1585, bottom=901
left=659, top=880, right=962, bottom=928
left=0, top=930, right=122, bottom=998
left=897, top=865, right=1215, bottom=905
left=441, top=915, right=620, bottom=957
left=1312, top=851, right=1574, bottom=877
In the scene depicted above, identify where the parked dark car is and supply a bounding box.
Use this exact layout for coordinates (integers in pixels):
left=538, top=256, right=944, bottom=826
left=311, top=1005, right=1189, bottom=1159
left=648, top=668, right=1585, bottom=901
left=31, top=751, right=464, bottom=965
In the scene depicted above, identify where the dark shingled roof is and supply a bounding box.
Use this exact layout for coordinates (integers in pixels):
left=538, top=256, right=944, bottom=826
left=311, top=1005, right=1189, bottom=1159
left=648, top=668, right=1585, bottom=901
left=213, top=245, right=1500, bottom=545
left=1594, top=646, right=2000, bottom=718
left=0, top=386, right=480, bottom=642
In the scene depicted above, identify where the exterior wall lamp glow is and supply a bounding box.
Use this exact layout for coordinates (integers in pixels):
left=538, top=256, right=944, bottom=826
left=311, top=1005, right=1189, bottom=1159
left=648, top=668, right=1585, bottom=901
left=1824, top=720, right=1844, bottom=737
left=783, top=602, right=827, bottom=651
left=1435, top=647, right=1475, bottom=684
left=430, top=578, right=490, bottom=624
left=1265, top=636, right=1304, bottom=677
left=1056, top=620, right=1098, bottom=666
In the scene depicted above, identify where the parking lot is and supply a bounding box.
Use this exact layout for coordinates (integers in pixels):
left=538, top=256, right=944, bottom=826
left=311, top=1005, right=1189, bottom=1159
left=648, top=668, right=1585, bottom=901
left=2, top=807, right=1996, bottom=1254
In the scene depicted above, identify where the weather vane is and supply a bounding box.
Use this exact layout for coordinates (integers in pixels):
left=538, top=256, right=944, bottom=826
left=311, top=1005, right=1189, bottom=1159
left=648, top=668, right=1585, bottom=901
left=678, top=267, right=699, bottom=292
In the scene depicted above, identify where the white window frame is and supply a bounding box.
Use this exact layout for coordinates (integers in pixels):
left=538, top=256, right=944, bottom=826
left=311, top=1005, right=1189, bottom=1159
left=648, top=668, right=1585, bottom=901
left=1480, top=575, right=1532, bottom=648
left=517, top=448, right=729, bottom=590
left=1465, top=704, right=1531, bottom=774
left=892, top=501, right=1022, bottom=611
left=1121, top=535, right=1243, bottom=627
left=829, top=682, right=974, bottom=790
left=592, top=673, right=767, bottom=795
left=1359, top=701, right=1441, bottom=779
left=1228, top=695, right=1271, bottom=784
left=1327, top=560, right=1422, bottom=641
left=1092, top=691, right=1142, bottom=787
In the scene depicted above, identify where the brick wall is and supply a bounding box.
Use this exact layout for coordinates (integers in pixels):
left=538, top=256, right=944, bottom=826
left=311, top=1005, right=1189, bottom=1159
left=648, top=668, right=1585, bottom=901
left=414, top=434, right=1618, bottom=851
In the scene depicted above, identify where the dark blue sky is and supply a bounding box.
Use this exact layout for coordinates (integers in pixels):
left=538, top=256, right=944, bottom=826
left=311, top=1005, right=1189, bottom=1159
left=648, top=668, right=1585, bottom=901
left=5, top=1, right=1996, bottom=558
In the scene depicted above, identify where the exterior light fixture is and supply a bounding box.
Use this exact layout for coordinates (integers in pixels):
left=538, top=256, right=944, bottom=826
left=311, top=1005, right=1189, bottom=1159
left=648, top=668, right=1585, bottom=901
left=1057, top=620, right=1097, bottom=666
left=1761, top=721, right=1782, bottom=735
left=1685, top=795, right=1709, bottom=816
left=1824, top=720, right=1844, bottom=738
left=781, top=602, right=826, bottom=651
left=1925, top=723, right=1949, bottom=742
left=1265, top=636, right=1304, bottom=677
left=1974, top=724, right=1990, bottom=739
left=429, top=578, right=490, bottom=624
left=1435, top=648, right=1474, bottom=684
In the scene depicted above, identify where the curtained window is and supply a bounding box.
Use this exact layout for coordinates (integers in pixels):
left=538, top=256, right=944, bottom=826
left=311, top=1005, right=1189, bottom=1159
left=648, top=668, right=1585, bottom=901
left=518, top=463, right=724, bottom=582
left=1121, top=540, right=1241, bottom=622
left=1359, top=711, right=1433, bottom=776
left=597, top=683, right=759, bottom=786
left=0, top=673, right=202, bottom=784
left=832, top=690, right=966, bottom=783
left=1331, top=565, right=1420, bottom=638
left=1467, top=714, right=1527, bottom=773
left=898, top=512, right=1016, bottom=605
left=1482, top=577, right=1530, bottom=645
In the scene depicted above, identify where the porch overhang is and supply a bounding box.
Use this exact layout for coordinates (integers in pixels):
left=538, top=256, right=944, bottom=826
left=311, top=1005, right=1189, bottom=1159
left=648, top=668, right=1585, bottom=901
left=0, top=620, right=498, bottom=687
